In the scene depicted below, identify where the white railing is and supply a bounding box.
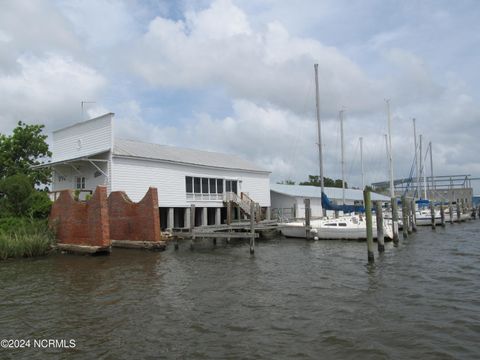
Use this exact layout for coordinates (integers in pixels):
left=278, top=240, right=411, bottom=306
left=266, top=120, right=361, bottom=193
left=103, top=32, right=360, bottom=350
left=186, top=193, right=224, bottom=201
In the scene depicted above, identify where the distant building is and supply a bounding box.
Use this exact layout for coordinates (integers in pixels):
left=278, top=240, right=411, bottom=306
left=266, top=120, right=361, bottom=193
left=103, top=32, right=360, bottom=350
left=270, top=183, right=390, bottom=219
left=43, top=113, right=271, bottom=229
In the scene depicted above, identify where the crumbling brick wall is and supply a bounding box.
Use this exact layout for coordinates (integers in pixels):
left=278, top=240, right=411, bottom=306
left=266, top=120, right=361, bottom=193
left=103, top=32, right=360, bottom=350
left=49, top=186, right=110, bottom=247
left=108, top=187, right=161, bottom=242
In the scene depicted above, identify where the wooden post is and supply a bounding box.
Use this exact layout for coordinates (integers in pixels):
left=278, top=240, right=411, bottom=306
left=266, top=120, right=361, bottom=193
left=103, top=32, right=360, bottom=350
left=402, top=196, right=408, bottom=239
left=449, top=202, right=454, bottom=224
left=375, top=201, right=385, bottom=253
left=190, top=204, right=195, bottom=250
left=430, top=202, right=436, bottom=229
left=391, top=197, right=399, bottom=246
left=250, top=202, right=255, bottom=255
left=364, top=190, right=374, bottom=263
left=456, top=203, right=461, bottom=222
left=411, top=200, right=417, bottom=232
left=440, top=203, right=445, bottom=227
left=304, top=198, right=311, bottom=239
left=407, top=200, right=413, bottom=234
left=227, top=201, right=232, bottom=225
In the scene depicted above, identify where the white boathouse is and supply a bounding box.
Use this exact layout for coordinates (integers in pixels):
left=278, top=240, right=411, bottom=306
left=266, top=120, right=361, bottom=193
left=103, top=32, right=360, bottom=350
left=45, top=113, right=271, bottom=229
left=270, top=183, right=390, bottom=219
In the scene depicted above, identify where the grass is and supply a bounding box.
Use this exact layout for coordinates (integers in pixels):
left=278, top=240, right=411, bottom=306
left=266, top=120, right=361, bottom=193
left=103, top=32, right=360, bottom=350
left=0, top=218, right=55, bottom=260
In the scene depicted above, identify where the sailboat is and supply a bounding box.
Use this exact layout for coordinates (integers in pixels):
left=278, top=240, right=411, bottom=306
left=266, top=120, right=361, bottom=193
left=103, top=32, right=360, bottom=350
left=280, top=64, right=393, bottom=240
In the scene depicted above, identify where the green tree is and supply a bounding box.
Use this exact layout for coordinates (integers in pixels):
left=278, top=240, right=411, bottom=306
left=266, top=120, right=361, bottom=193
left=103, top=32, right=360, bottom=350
left=0, top=174, right=51, bottom=218
left=0, top=121, right=52, bottom=187
left=299, top=175, right=347, bottom=188
left=276, top=179, right=295, bottom=185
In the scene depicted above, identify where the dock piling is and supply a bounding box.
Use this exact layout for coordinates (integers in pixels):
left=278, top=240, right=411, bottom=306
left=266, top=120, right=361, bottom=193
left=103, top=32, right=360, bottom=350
left=456, top=203, right=461, bottom=223
left=375, top=201, right=385, bottom=253
left=391, top=197, right=399, bottom=246
left=304, top=198, right=311, bottom=239
left=364, top=190, right=374, bottom=263
left=190, top=204, right=195, bottom=250
left=449, top=203, right=454, bottom=224
left=411, top=200, right=417, bottom=232
left=430, top=202, right=436, bottom=229
left=401, top=196, right=408, bottom=239
left=250, top=202, right=255, bottom=255
left=440, top=204, right=445, bottom=227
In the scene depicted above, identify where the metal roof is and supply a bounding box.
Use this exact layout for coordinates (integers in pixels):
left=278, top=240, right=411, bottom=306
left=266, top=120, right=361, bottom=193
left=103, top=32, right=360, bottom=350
left=113, top=139, right=269, bottom=173
left=270, top=183, right=390, bottom=201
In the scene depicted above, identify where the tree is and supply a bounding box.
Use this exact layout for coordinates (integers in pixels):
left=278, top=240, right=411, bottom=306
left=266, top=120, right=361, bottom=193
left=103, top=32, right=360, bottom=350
left=0, top=121, right=52, bottom=187
left=0, top=174, right=51, bottom=218
left=276, top=179, right=295, bottom=185
left=299, top=175, right=347, bottom=188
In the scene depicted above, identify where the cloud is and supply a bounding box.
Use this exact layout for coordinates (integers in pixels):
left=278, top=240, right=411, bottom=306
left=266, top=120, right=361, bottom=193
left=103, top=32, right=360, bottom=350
left=0, top=54, right=106, bottom=132
left=131, top=0, right=381, bottom=115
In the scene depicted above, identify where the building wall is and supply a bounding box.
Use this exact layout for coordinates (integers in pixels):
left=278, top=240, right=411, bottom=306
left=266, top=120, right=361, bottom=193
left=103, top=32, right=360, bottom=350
left=112, top=156, right=270, bottom=207
left=51, top=155, right=109, bottom=200
left=52, top=113, right=113, bottom=162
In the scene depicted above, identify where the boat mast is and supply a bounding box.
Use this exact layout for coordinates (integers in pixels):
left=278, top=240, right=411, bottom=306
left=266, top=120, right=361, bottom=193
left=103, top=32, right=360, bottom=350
left=360, top=137, right=365, bottom=190
left=314, top=64, right=326, bottom=216
left=419, top=134, right=427, bottom=199
left=429, top=141, right=434, bottom=193
left=413, top=118, right=419, bottom=199
left=386, top=99, right=395, bottom=198
left=340, top=109, right=345, bottom=205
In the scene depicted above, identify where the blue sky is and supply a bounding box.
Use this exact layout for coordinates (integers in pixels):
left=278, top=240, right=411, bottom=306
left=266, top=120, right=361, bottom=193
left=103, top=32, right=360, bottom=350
left=1, top=0, right=479, bottom=193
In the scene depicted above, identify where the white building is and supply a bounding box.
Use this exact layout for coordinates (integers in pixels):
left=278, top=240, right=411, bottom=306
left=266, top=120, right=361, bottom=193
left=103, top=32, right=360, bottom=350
left=45, top=113, right=271, bottom=229
left=270, top=183, right=390, bottom=219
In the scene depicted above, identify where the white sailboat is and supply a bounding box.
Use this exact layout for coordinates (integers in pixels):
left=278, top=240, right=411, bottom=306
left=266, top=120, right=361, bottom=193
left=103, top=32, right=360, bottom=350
left=280, top=64, right=393, bottom=240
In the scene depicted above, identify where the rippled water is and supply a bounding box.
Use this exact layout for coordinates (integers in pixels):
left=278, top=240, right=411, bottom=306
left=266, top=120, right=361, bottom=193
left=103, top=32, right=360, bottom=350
left=1, top=220, right=480, bottom=359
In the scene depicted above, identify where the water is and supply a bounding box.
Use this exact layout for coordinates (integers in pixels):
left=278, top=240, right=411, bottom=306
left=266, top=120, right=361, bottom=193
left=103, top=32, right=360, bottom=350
left=1, top=221, right=480, bottom=359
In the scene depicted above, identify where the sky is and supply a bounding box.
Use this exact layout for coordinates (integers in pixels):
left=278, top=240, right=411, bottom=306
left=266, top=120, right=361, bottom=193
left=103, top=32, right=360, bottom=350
left=1, top=0, right=479, bottom=193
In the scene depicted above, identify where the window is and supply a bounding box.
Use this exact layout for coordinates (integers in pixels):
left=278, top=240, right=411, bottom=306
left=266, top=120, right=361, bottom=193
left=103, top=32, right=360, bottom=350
left=194, top=177, right=201, bottom=193
left=186, top=176, right=193, bottom=193
left=231, top=181, right=238, bottom=193
left=75, top=176, right=86, bottom=190
left=202, top=178, right=209, bottom=194
left=210, top=178, right=216, bottom=193
left=217, top=179, right=223, bottom=193
left=226, top=180, right=231, bottom=192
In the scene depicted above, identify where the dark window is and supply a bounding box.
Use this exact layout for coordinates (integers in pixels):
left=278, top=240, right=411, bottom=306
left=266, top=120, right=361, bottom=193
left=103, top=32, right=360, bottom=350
left=217, top=179, right=223, bottom=193
left=232, top=181, right=237, bottom=194
left=339, top=223, right=347, bottom=227
left=202, top=178, right=209, bottom=194
left=226, top=180, right=231, bottom=192
left=209, top=178, right=216, bottom=193
left=186, top=176, right=193, bottom=193
left=194, top=177, right=201, bottom=193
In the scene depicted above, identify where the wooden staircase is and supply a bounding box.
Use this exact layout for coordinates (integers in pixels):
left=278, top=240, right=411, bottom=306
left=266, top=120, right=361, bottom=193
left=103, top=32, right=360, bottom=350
left=224, top=192, right=262, bottom=220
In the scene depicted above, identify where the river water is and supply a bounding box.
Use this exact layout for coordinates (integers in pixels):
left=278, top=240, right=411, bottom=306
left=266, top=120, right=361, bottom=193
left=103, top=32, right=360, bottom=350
left=1, top=220, right=480, bottom=359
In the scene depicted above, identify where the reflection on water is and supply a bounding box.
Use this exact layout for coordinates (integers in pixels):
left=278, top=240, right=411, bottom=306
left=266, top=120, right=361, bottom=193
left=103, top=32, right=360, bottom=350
left=1, top=221, right=480, bottom=359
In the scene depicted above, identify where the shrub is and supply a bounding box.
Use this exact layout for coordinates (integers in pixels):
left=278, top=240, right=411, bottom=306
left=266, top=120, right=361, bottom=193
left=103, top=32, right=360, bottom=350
left=0, top=218, right=55, bottom=260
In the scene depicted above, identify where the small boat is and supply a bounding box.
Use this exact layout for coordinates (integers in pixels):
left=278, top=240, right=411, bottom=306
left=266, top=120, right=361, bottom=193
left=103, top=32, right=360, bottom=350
left=280, top=215, right=393, bottom=240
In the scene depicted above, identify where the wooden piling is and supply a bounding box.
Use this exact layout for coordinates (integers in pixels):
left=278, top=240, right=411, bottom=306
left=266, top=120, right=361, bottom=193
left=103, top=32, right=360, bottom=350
left=456, top=203, right=461, bottom=223
left=440, top=204, right=445, bottom=227
left=430, top=202, right=436, bottom=229
left=304, top=198, right=311, bottom=239
left=410, top=200, right=417, bottom=232
left=227, top=201, right=232, bottom=226
left=364, top=190, right=374, bottom=263
left=449, top=203, right=454, bottom=224
left=391, top=197, right=399, bottom=246
left=375, top=201, right=385, bottom=253
left=190, top=204, right=195, bottom=250
left=407, top=200, right=413, bottom=234
left=401, top=196, right=408, bottom=239
left=250, top=202, right=255, bottom=255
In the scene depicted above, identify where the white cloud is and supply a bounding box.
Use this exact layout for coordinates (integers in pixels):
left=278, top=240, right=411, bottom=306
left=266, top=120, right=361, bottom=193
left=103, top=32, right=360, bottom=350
left=0, top=54, right=106, bottom=132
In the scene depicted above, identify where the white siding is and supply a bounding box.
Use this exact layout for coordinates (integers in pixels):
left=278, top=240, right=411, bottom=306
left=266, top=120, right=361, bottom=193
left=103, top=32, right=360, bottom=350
left=52, top=161, right=108, bottom=200
left=112, top=156, right=270, bottom=206
left=52, top=113, right=113, bottom=162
